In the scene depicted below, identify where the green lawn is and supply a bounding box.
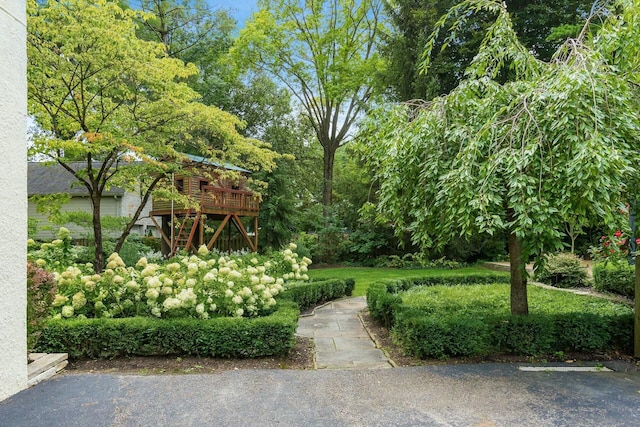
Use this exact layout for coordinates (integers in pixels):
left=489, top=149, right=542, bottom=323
left=308, top=266, right=507, bottom=296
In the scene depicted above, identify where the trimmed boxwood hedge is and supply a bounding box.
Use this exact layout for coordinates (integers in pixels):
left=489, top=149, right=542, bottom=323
left=280, top=278, right=355, bottom=311
left=36, top=300, right=300, bottom=359
left=366, top=273, right=510, bottom=328
left=367, top=275, right=633, bottom=359
left=592, top=263, right=635, bottom=298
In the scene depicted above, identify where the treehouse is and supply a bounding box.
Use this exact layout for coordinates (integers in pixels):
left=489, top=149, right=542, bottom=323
left=150, top=154, right=260, bottom=256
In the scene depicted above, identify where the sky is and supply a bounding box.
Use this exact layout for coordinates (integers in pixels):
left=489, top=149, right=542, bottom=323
left=213, top=0, right=259, bottom=27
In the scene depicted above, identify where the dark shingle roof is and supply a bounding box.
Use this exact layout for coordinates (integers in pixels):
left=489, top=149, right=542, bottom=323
left=28, top=162, right=125, bottom=196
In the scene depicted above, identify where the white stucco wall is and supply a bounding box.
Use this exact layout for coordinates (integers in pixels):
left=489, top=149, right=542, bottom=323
left=0, top=0, right=28, bottom=401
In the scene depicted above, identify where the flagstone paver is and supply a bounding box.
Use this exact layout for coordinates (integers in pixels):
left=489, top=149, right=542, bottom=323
left=296, top=296, right=392, bottom=369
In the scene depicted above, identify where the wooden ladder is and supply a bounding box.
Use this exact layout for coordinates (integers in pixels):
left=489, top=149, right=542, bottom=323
left=171, top=210, right=201, bottom=256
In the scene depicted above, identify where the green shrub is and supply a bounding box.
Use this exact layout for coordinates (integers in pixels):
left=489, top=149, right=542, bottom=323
left=393, top=311, right=492, bottom=359
left=366, top=273, right=510, bottom=327
left=592, top=263, right=634, bottom=298
left=535, top=252, right=588, bottom=288
left=280, top=278, right=355, bottom=311
left=27, top=262, right=57, bottom=350
left=368, top=278, right=633, bottom=358
left=35, top=301, right=299, bottom=359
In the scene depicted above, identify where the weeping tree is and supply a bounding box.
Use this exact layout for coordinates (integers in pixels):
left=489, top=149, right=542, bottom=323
left=358, top=0, right=640, bottom=315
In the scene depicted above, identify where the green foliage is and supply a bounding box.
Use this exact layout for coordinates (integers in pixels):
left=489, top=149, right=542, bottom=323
left=233, top=0, right=387, bottom=208
left=35, top=300, right=299, bottom=359
left=27, top=262, right=57, bottom=350
left=535, top=252, right=589, bottom=288
left=368, top=279, right=633, bottom=358
left=359, top=0, right=640, bottom=313
left=280, top=278, right=355, bottom=311
left=27, top=0, right=278, bottom=271
left=366, top=273, right=510, bottom=327
left=592, top=263, right=635, bottom=298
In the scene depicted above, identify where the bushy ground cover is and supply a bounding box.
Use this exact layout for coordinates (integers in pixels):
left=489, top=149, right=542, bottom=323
left=368, top=277, right=633, bottom=359
left=29, top=228, right=312, bottom=320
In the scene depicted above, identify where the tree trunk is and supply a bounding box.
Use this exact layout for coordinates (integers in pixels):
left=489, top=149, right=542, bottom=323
left=114, top=176, right=164, bottom=254
left=322, top=145, right=336, bottom=216
left=508, top=231, right=528, bottom=315
left=91, top=194, right=104, bottom=273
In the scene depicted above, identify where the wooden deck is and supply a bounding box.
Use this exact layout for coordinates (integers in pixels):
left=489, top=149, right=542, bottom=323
left=150, top=186, right=259, bottom=217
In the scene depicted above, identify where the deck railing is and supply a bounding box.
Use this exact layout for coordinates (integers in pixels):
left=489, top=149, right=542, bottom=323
left=201, top=186, right=259, bottom=211
left=152, top=186, right=259, bottom=213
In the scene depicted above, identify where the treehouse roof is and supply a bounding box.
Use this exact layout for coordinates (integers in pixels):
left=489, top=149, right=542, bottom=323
left=181, top=153, right=252, bottom=174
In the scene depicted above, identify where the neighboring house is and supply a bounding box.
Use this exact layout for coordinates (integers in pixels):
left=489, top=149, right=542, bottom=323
left=28, top=161, right=156, bottom=240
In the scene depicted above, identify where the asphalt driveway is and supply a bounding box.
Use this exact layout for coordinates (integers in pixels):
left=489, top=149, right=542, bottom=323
left=1, top=363, right=639, bottom=426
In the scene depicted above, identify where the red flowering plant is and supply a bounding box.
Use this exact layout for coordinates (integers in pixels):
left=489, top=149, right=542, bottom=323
left=588, top=229, right=639, bottom=265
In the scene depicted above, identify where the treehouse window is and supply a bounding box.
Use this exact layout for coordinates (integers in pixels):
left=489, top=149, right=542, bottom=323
left=199, top=180, right=209, bottom=191
left=175, top=179, right=184, bottom=192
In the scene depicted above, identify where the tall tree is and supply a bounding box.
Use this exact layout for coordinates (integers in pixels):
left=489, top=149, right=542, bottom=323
left=359, top=0, right=640, bottom=315
left=28, top=0, right=277, bottom=271
left=134, top=0, right=238, bottom=108
left=383, top=0, right=594, bottom=101
left=232, top=0, right=387, bottom=213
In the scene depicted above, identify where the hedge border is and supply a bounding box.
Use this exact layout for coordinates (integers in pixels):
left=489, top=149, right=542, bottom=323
left=280, top=278, right=355, bottom=311
left=36, top=300, right=300, bottom=359
left=367, top=274, right=633, bottom=359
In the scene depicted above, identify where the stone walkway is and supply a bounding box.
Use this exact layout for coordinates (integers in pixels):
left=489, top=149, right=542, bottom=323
left=296, top=296, right=392, bottom=369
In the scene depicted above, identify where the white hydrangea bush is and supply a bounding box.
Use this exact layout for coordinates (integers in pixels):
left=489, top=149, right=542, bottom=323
left=43, top=243, right=311, bottom=320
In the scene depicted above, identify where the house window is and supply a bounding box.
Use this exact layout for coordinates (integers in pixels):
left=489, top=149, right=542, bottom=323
left=175, top=179, right=184, bottom=192
left=199, top=180, right=209, bottom=191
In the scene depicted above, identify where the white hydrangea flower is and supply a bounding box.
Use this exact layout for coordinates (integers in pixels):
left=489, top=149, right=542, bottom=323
left=141, top=265, right=158, bottom=277
left=229, top=270, right=242, bottom=279
left=219, top=267, right=231, bottom=275
left=283, top=249, right=293, bottom=257
left=198, top=261, right=208, bottom=270
left=207, top=259, right=216, bottom=267
left=235, top=308, right=244, bottom=317
left=186, top=278, right=196, bottom=287
left=247, top=267, right=258, bottom=275
left=163, top=297, right=181, bottom=310
left=113, top=275, right=125, bottom=285
left=166, top=262, right=181, bottom=273
left=136, top=257, right=148, bottom=268
left=204, top=272, right=216, bottom=283
left=161, top=286, right=173, bottom=295
left=147, top=277, right=162, bottom=288
left=250, top=257, right=258, bottom=265
left=198, top=245, right=209, bottom=256
left=209, top=303, right=217, bottom=312
left=52, top=294, right=68, bottom=307
left=225, top=289, right=234, bottom=297
left=227, top=281, right=235, bottom=288
left=232, top=295, right=243, bottom=304
left=146, top=288, right=160, bottom=300
left=196, top=303, right=205, bottom=314
left=187, top=263, right=199, bottom=275
left=72, top=292, right=87, bottom=310
left=35, top=258, right=47, bottom=267
left=61, top=305, right=74, bottom=318
left=151, top=306, right=162, bottom=317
